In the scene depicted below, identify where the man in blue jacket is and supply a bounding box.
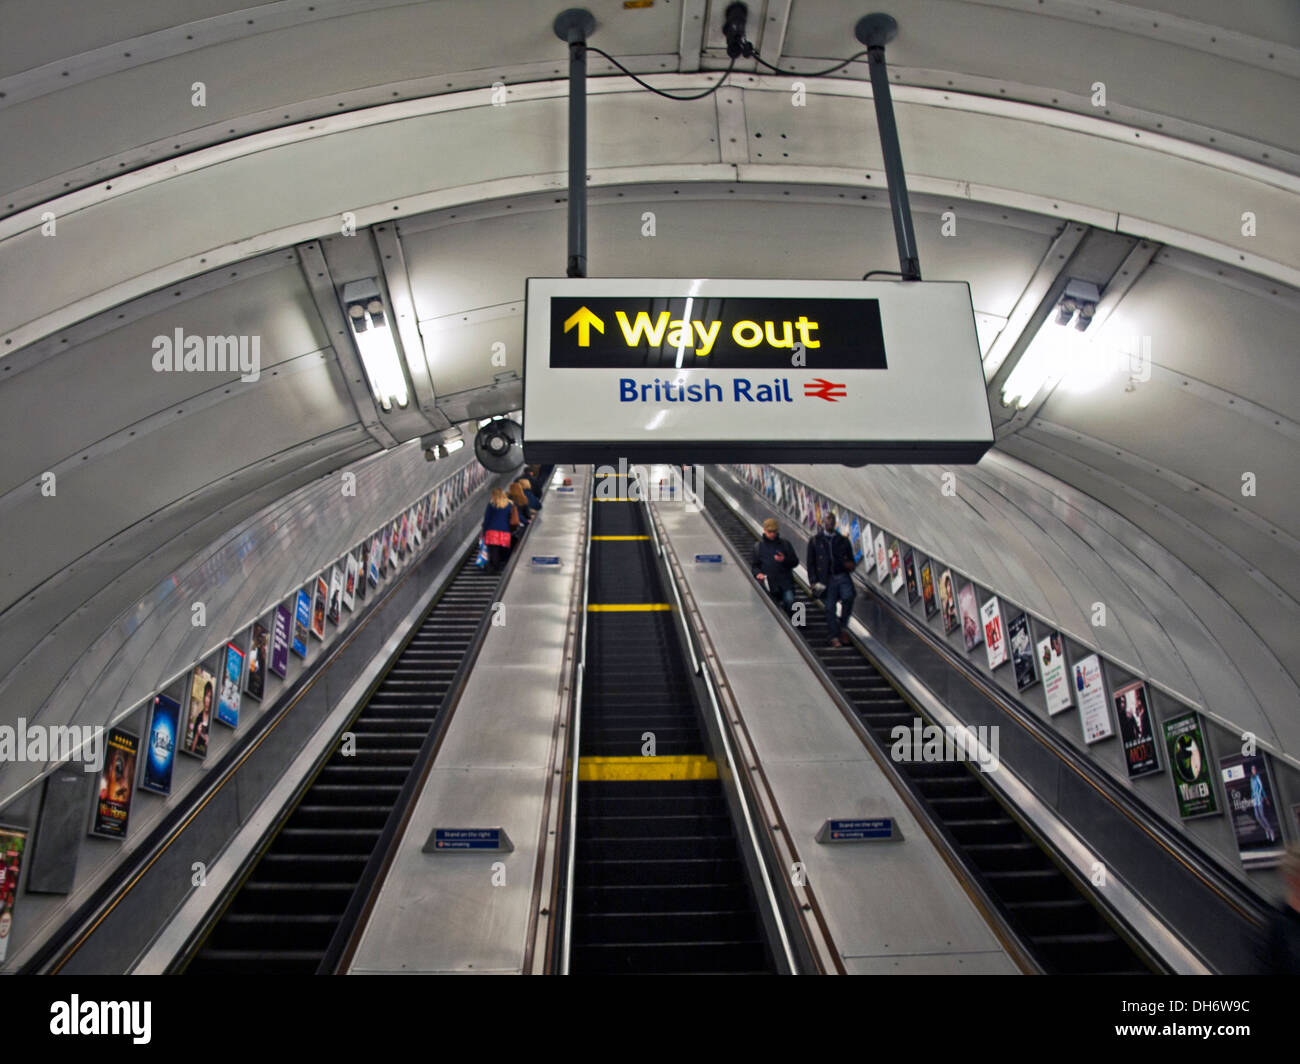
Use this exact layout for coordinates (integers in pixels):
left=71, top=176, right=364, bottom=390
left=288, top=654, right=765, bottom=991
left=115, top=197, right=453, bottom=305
left=806, top=511, right=857, bottom=646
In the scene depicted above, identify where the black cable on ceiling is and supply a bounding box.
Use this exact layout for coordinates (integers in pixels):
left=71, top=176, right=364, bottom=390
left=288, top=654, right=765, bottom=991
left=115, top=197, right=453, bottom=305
left=585, top=46, right=736, bottom=101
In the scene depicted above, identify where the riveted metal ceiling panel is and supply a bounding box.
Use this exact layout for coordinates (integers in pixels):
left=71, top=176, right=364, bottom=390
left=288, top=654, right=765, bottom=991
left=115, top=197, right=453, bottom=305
left=400, top=191, right=1053, bottom=319
left=0, top=0, right=261, bottom=76
left=0, top=262, right=329, bottom=493
left=739, top=89, right=1298, bottom=273
left=1098, top=260, right=1300, bottom=410
left=4, top=356, right=356, bottom=601
left=0, top=426, right=375, bottom=679
left=0, top=0, right=683, bottom=196
left=781, top=0, right=1299, bottom=150
left=1036, top=375, right=1297, bottom=534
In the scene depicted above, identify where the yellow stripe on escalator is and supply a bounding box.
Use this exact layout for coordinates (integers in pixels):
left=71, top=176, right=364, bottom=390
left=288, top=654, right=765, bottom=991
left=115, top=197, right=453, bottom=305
left=579, top=755, right=718, bottom=781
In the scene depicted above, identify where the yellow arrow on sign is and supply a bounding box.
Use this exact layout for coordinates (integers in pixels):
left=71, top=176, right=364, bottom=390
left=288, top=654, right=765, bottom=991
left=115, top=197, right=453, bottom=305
left=563, top=306, right=604, bottom=347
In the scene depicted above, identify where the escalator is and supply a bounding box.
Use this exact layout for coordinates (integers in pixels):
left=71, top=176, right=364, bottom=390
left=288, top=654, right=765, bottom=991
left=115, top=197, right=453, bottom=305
left=567, top=489, right=776, bottom=973
left=702, top=484, right=1156, bottom=975
left=184, top=470, right=549, bottom=974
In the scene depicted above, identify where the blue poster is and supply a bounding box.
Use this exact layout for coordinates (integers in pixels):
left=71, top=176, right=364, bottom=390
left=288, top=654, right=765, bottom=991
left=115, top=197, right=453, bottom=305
left=293, top=588, right=311, bottom=658
left=216, top=642, right=244, bottom=729
left=141, top=694, right=180, bottom=796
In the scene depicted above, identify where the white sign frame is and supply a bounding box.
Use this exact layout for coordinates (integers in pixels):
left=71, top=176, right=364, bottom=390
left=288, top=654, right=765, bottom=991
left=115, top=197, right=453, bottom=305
left=523, top=277, right=993, bottom=463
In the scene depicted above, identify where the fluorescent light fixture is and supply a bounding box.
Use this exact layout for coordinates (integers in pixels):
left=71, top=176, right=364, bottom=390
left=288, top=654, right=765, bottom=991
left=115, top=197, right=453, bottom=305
left=1000, top=281, right=1101, bottom=409
left=1001, top=310, right=1081, bottom=409
left=342, top=279, right=408, bottom=412
left=443, top=437, right=464, bottom=454
left=354, top=315, right=408, bottom=411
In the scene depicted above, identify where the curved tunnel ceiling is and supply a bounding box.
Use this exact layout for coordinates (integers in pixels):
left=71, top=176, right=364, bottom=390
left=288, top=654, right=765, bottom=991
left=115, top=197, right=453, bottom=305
left=0, top=1, right=1297, bottom=770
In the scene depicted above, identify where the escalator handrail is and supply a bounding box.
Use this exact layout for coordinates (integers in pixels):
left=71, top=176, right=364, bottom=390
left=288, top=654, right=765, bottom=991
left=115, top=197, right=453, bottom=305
left=559, top=468, right=596, bottom=975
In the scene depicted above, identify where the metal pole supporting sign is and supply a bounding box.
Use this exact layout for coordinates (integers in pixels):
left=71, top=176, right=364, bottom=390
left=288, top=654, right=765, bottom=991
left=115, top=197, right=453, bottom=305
left=856, top=13, right=922, bottom=281
left=554, top=9, right=597, bottom=278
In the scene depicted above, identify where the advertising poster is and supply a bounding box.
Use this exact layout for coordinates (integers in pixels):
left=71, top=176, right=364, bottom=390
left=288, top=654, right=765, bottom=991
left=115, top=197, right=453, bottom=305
left=141, top=693, right=180, bottom=796
left=888, top=540, right=905, bottom=594
left=271, top=604, right=292, bottom=676
left=860, top=523, right=875, bottom=574
left=411, top=508, right=422, bottom=549
left=327, top=566, right=343, bottom=626
left=380, top=534, right=391, bottom=578
left=1113, top=680, right=1160, bottom=778
left=292, top=589, right=311, bottom=658
left=874, top=532, right=889, bottom=584
left=1074, top=654, right=1113, bottom=744
left=0, top=827, right=26, bottom=963
left=245, top=621, right=268, bottom=701
left=1220, top=753, right=1284, bottom=868
left=981, top=597, right=1008, bottom=668
left=215, top=641, right=244, bottom=729
left=368, top=535, right=381, bottom=586
left=399, top=513, right=410, bottom=557
left=90, top=727, right=139, bottom=839
left=390, top=521, right=401, bottom=565
left=938, top=569, right=958, bottom=634
left=183, top=665, right=215, bottom=758
left=343, top=553, right=358, bottom=611
left=958, top=583, right=982, bottom=651
left=311, top=576, right=328, bottom=640
left=1037, top=631, right=1072, bottom=715
left=920, top=561, right=937, bottom=618
left=355, top=544, right=368, bottom=602
left=1162, top=712, right=1219, bottom=819
left=1008, top=613, right=1036, bottom=690
left=903, top=549, right=919, bottom=603
left=848, top=517, right=863, bottom=563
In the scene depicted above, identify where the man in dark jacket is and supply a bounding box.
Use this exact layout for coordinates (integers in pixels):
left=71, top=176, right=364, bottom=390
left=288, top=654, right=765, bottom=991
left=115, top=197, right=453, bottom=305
left=806, top=511, right=856, bottom=646
left=752, top=517, right=798, bottom=615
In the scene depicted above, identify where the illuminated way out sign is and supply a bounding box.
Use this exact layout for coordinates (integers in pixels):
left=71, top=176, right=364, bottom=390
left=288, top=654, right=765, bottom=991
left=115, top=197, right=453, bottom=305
left=522, top=278, right=994, bottom=465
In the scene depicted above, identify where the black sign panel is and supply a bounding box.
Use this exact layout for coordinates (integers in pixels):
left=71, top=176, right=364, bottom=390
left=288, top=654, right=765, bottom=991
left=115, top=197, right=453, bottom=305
left=548, top=296, right=886, bottom=370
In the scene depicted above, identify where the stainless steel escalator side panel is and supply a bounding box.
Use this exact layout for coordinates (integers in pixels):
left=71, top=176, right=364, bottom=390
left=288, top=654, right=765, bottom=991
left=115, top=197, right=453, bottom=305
left=346, top=469, right=589, bottom=974
left=654, top=500, right=1021, bottom=975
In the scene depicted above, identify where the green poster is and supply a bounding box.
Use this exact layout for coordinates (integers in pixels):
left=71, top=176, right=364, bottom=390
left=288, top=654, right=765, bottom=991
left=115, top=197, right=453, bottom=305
left=1162, top=712, right=1219, bottom=820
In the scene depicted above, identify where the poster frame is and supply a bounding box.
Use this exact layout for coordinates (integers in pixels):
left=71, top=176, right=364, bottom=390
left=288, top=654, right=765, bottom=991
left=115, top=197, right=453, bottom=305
left=1008, top=612, right=1037, bottom=691
left=1162, top=711, right=1220, bottom=820
left=89, top=726, right=140, bottom=840
left=181, top=664, right=215, bottom=759
left=1113, top=679, right=1161, bottom=779
left=140, top=693, right=181, bottom=797
left=981, top=596, right=1008, bottom=669
left=215, top=640, right=244, bottom=729
left=1074, top=653, right=1113, bottom=745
